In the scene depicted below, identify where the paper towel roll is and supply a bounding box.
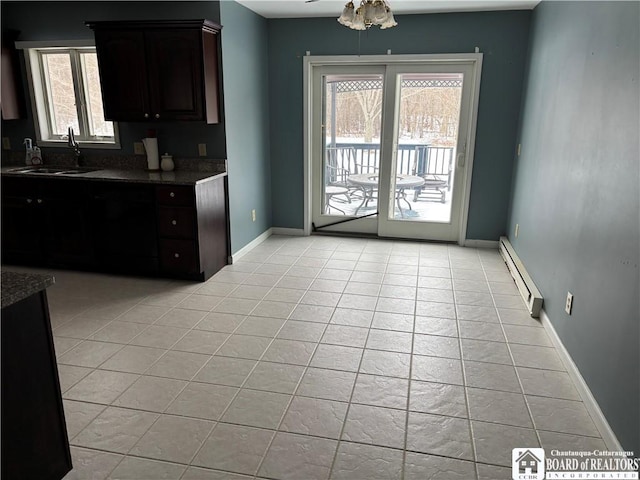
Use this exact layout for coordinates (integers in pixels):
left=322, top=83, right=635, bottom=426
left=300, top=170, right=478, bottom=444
left=142, top=137, right=160, bottom=170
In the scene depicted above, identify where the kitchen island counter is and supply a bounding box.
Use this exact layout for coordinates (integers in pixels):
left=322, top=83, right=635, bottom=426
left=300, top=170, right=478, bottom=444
left=1, top=270, right=54, bottom=308
left=1, top=270, right=71, bottom=480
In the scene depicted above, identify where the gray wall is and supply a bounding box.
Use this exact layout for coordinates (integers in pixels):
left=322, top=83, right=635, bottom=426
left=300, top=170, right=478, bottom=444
left=1, top=1, right=226, bottom=159
left=219, top=2, right=272, bottom=254
left=508, top=1, right=639, bottom=452
left=267, top=11, right=531, bottom=239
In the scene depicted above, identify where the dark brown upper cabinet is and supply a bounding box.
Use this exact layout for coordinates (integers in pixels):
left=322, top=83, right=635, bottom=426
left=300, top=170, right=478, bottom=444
left=1, top=30, right=27, bottom=120
left=86, top=20, right=221, bottom=124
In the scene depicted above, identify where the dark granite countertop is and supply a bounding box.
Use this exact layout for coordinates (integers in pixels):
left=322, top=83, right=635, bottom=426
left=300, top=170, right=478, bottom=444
left=1, top=166, right=227, bottom=186
left=1, top=271, right=55, bottom=308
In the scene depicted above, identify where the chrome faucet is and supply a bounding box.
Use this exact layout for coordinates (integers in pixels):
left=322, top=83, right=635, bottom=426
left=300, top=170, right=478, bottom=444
left=68, top=127, right=81, bottom=167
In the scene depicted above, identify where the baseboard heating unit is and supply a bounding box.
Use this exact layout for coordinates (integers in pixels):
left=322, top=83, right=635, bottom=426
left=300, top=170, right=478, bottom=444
left=499, top=236, right=543, bottom=317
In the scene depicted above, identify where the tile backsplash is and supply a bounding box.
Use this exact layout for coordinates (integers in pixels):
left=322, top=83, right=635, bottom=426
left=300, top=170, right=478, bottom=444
left=1, top=151, right=226, bottom=173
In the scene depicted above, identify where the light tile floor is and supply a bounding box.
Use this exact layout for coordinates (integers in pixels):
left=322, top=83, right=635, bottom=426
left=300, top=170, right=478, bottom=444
left=21, top=235, right=608, bottom=479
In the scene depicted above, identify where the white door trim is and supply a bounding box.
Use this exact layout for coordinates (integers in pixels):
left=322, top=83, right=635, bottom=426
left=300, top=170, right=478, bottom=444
left=303, top=53, right=483, bottom=244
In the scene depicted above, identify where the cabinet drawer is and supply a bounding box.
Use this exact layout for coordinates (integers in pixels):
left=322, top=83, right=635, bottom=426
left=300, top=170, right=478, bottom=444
left=156, top=186, right=194, bottom=206
left=160, top=239, right=198, bottom=274
left=158, top=207, right=195, bottom=239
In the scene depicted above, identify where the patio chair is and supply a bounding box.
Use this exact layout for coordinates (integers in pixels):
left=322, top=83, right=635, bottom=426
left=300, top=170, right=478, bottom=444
left=325, top=146, right=362, bottom=200
left=411, top=145, right=453, bottom=203
left=325, top=162, right=352, bottom=205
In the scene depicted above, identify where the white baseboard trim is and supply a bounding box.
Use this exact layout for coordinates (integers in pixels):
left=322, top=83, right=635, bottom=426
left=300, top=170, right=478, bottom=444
left=230, top=228, right=273, bottom=263
left=271, top=228, right=306, bottom=236
left=539, top=308, right=623, bottom=452
left=463, top=239, right=499, bottom=248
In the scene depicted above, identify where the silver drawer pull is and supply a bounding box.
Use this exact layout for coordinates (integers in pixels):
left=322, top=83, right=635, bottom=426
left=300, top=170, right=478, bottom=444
left=171, top=220, right=177, bottom=225
left=169, top=192, right=175, bottom=198
left=155, top=114, right=160, bottom=119
left=37, top=199, right=43, bottom=204
left=26, top=198, right=32, bottom=204
left=144, top=113, right=149, bottom=118
left=174, top=253, right=180, bottom=258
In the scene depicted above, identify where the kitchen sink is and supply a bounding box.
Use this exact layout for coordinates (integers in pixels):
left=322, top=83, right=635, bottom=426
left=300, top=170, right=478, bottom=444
left=8, top=166, right=100, bottom=175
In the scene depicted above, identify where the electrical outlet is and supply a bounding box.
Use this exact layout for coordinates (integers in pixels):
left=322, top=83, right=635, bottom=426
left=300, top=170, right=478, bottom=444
left=2, top=137, right=11, bottom=150
left=565, top=292, right=573, bottom=315
left=515, top=223, right=519, bottom=238
left=517, top=143, right=522, bottom=156
left=198, top=143, right=207, bottom=156
left=134, top=142, right=145, bottom=155
left=251, top=209, right=256, bottom=222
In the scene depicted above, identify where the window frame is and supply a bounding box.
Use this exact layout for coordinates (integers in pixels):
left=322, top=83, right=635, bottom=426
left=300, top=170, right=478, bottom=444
left=20, top=41, right=120, bottom=149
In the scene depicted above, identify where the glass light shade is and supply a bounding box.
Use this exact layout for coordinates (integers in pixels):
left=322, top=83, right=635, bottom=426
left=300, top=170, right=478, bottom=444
left=351, top=7, right=367, bottom=30
left=337, top=1, right=355, bottom=26
left=363, top=1, right=375, bottom=24
left=380, top=9, right=398, bottom=29
left=372, top=0, right=388, bottom=23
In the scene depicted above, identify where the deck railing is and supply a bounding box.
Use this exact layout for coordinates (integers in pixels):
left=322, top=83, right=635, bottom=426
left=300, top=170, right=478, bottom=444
left=326, top=143, right=455, bottom=188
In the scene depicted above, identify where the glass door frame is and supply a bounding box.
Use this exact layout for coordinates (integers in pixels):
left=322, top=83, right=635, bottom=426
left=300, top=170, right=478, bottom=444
left=310, top=65, right=386, bottom=235
left=377, top=63, right=476, bottom=241
left=303, top=53, right=483, bottom=244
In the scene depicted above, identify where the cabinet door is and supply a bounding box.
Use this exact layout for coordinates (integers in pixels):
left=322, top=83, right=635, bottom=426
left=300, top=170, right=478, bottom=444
left=91, top=182, right=159, bottom=273
left=1, top=31, right=26, bottom=120
left=1, top=178, right=45, bottom=264
left=145, top=30, right=204, bottom=120
left=42, top=181, right=95, bottom=268
left=93, top=29, right=150, bottom=121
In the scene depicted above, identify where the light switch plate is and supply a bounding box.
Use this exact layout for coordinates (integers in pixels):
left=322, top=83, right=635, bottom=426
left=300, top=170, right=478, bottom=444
left=198, top=143, right=207, bottom=156
left=2, top=137, right=11, bottom=150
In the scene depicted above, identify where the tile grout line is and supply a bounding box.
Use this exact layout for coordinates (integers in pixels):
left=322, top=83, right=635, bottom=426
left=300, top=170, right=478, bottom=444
left=401, top=249, right=420, bottom=480
left=324, top=239, right=382, bottom=480
left=450, top=246, right=481, bottom=480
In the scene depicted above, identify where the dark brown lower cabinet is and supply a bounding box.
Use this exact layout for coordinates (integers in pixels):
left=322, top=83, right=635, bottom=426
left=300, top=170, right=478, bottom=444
left=1, top=290, right=72, bottom=480
left=1, top=175, right=229, bottom=281
left=156, top=178, right=229, bottom=280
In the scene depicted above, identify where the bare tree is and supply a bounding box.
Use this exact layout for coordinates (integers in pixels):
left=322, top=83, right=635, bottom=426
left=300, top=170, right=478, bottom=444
left=328, top=82, right=462, bottom=146
left=353, top=89, right=383, bottom=143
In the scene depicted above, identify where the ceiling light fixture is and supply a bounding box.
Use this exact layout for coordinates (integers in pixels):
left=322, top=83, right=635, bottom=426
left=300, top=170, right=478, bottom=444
left=337, top=0, right=398, bottom=30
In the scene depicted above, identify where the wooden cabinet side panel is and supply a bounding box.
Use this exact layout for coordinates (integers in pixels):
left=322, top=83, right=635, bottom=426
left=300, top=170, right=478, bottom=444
left=202, top=30, right=220, bottom=124
left=1, top=291, right=72, bottom=480
left=195, top=177, right=229, bottom=279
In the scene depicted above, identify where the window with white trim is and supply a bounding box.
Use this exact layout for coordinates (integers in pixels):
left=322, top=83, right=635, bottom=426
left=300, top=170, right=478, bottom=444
left=25, top=46, right=119, bottom=148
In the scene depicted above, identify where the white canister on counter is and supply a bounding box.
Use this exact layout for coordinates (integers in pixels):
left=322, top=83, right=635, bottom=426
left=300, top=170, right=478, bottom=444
left=161, top=153, right=174, bottom=172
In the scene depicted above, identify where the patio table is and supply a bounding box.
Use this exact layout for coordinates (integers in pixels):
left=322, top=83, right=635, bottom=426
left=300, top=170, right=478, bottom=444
left=348, top=174, right=425, bottom=218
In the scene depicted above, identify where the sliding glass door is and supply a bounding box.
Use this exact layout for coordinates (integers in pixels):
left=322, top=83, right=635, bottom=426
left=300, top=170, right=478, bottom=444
left=309, top=56, right=481, bottom=242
